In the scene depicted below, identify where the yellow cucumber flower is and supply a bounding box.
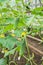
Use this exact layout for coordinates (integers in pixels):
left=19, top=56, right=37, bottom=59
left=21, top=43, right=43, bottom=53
left=21, top=32, right=27, bottom=37
left=2, top=49, right=8, bottom=53
left=0, top=14, right=2, bottom=17
left=0, top=34, right=5, bottom=38
left=11, top=33, right=15, bottom=37
left=4, top=49, right=8, bottom=53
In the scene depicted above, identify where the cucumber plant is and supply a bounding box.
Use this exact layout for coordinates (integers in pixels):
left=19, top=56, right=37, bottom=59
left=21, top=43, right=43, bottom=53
left=0, top=0, right=43, bottom=65
left=0, top=0, right=35, bottom=65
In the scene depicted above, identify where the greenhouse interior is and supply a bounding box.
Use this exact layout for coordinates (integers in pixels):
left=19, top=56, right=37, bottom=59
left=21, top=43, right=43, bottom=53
left=0, top=0, right=43, bottom=65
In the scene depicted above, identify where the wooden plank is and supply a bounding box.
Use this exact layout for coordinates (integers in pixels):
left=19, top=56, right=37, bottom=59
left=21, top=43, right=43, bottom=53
left=27, top=35, right=43, bottom=56
left=27, top=35, right=42, bottom=42
left=28, top=43, right=43, bottom=56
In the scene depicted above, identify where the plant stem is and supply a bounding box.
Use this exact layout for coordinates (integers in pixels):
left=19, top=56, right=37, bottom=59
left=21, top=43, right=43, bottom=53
left=32, top=60, right=37, bottom=65
left=13, top=51, right=18, bottom=61
left=23, top=53, right=34, bottom=62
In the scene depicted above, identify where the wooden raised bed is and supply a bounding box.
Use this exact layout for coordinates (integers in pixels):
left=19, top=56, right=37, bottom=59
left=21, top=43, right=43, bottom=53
left=27, top=35, right=43, bottom=56
left=27, top=35, right=43, bottom=65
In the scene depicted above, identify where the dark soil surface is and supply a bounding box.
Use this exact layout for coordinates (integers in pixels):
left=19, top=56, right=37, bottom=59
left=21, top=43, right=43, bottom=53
left=0, top=53, right=4, bottom=58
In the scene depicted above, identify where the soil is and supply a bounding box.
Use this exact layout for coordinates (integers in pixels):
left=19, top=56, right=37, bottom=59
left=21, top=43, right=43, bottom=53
left=10, top=63, right=15, bottom=65
left=0, top=53, right=4, bottom=58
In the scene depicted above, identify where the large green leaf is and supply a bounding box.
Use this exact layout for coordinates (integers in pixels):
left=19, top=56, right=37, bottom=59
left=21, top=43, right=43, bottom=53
left=4, top=47, right=17, bottom=57
left=19, top=39, right=26, bottom=56
left=0, top=8, right=10, bottom=13
left=32, top=7, right=43, bottom=16
left=0, top=58, right=7, bottom=65
left=0, top=0, right=6, bottom=2
left=14, top=29, right=24, bottom=37
left=0, top=36, right=17, bottom=50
